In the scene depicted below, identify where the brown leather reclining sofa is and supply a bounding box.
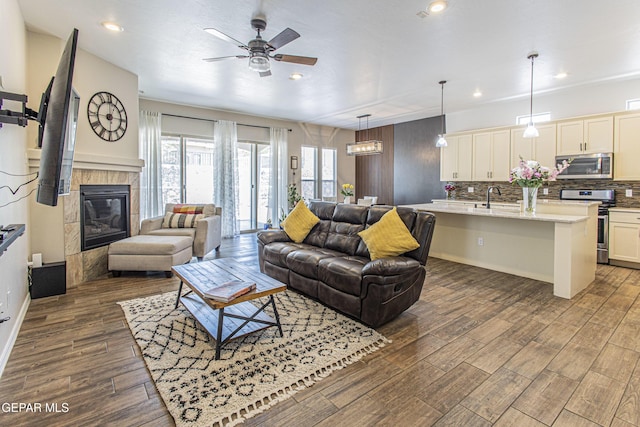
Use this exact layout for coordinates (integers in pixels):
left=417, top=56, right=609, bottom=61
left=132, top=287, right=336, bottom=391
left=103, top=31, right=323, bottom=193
left=257, top=202, right=436, bottom=327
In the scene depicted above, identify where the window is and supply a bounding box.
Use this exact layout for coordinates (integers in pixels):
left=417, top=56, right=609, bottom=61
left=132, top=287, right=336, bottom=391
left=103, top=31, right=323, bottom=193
left=626, top=99, right=640, bottom=110
left=321, top=148, right=337, bottom=198
left=160, top=135, right=214, bottom=204
left=300, top=146, right=317, bottom=200
left=516, top=112, right=551, bottom=125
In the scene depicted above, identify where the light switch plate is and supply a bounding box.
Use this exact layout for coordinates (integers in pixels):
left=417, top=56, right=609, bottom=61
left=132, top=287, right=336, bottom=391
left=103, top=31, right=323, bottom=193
left=626, top=189, right=633, bottom=197
left=468, top=187, right=474, bottom=193
left=543, top=188, right=549, bottom=195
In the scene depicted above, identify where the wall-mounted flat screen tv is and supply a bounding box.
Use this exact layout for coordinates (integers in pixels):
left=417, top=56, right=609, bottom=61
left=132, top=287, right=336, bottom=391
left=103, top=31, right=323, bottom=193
left=36, top=28, right=80, bottom=207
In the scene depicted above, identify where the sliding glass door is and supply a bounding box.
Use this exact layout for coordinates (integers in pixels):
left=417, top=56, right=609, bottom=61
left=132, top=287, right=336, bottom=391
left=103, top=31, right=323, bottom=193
left=237, top=142, right=271, bottom=232
left=160, top=135, right=214, bottom=204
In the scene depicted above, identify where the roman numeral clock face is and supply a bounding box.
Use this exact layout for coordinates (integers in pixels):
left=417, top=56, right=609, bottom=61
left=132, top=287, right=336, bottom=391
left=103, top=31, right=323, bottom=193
left=87, top=91, right=128, bottom=142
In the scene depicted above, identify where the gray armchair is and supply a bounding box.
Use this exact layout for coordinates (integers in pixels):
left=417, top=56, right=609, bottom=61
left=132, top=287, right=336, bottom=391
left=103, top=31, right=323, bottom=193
left=140, top=203, right=222, bottom=260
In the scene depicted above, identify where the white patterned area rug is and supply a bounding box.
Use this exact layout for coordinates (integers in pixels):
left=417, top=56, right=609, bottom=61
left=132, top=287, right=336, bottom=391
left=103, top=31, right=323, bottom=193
left=118, top=290, right=389, bottom=427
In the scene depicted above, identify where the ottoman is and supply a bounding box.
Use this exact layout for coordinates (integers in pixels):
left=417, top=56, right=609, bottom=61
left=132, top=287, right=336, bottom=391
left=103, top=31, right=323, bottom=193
left=108, top=235, right=193, bottom=277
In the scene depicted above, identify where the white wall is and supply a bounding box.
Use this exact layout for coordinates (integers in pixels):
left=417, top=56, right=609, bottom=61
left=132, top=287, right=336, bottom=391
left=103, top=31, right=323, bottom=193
left=27, top=30, right=140, bottom=263
left=448, top=77, right=640, bottom=133
left=139, top=99, right=356, bottom=199
left=0, top=0, right=30, bottom=377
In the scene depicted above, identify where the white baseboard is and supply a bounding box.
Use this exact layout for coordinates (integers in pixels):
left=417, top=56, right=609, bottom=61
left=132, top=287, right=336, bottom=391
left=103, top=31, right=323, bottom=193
left=0, top=293, right=30, bottom=379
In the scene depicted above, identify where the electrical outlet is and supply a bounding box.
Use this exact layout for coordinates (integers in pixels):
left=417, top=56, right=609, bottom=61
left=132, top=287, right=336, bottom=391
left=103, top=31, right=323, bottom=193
left=477, top=237, right=484, bottom=246
left=468, top=187, right=474, bottom=193
left=543, top=188, right=549, bottom=195
left=626, top=189, right=633, bottom=197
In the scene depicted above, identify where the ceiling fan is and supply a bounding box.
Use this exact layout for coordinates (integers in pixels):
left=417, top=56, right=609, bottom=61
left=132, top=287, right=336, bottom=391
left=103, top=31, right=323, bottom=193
left=203, top=17, right=318, bottom=77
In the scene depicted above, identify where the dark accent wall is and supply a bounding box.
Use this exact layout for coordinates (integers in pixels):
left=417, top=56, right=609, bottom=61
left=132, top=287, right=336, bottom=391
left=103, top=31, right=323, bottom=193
left=393, top=116, right=444, bottom=205
left=355, top=125, right=394, bottom=205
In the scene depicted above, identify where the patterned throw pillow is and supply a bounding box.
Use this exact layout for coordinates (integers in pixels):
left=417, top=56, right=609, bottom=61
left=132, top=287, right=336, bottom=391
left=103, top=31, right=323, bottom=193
left=358, top=207, right=420, bottom=260
left=172, top=204, right=204, bottom=214
left=162, top=212, right=204, bottom=228
left=281, top=201, right=320, bottom=243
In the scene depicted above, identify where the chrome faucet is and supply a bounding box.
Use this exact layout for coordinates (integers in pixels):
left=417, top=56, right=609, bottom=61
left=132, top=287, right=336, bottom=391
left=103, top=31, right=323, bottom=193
left=486, top=186, right=501, bottom=209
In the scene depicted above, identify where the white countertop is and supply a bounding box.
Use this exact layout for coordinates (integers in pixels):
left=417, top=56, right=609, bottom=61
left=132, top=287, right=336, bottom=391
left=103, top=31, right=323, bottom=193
left=609, top=207, right=640, bottom=213
left=432, top=199, right=601, bottom=207
left=403, top=203, right=589, bottom=223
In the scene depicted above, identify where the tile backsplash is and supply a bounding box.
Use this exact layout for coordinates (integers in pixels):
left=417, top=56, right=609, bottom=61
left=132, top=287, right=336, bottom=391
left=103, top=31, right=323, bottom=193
left=442, top=179, right=640, bottom=208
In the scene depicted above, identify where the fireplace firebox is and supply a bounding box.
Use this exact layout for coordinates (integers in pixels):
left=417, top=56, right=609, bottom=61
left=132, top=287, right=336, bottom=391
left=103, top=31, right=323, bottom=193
left=80, top=185, right=130, bottom=251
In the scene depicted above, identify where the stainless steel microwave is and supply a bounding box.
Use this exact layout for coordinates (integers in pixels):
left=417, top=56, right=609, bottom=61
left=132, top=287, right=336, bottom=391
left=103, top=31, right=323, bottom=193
left=555, top=152, right=613, bottom=179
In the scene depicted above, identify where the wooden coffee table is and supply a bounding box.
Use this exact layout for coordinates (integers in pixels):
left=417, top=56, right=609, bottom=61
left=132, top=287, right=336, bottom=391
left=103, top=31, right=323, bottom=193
left=172, top=258, right=286, bottom=359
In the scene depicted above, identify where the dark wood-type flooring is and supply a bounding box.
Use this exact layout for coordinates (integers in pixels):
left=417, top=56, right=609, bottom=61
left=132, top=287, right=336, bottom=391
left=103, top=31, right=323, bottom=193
left=1, top=233, right=640, bottom=426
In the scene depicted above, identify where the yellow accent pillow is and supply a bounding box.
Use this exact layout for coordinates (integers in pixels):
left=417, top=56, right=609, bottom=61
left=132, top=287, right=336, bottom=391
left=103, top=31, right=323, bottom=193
left=358, top=207, right=420, bottom=260
left=281, top=201, right=320, bottom=243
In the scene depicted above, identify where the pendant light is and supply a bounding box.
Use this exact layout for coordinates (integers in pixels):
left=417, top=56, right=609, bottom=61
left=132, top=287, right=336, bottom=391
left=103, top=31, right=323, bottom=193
left=436, top=80, right=448, bottom=147
left=523, top=52, right=539, bottom=138
left=346, top=114, right=383, bottom=156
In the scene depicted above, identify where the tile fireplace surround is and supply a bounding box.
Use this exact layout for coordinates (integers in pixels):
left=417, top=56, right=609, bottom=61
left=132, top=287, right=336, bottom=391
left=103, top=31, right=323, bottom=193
left=28, top=149, right=143, bottom=288
left=63, top=169, right=140, bottom=287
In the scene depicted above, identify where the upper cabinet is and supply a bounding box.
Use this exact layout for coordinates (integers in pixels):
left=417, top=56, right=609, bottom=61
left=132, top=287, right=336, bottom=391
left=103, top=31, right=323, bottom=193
left=472, top=130, right=510, bottom=181
left=556, top=116, right=613, bottom=155
left=510, top=123, right=557, bottom=169
left=440, top=134, right=472, bottom=181
left=614, top=112, right=640, bottom=180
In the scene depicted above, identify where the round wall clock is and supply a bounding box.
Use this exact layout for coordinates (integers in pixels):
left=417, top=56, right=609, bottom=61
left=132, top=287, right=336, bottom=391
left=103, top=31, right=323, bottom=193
left=87, top=91, right=128, bottom=142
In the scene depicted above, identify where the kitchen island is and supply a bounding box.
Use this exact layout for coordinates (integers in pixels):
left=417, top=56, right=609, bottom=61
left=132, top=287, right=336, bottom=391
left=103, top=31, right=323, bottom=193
left=403, top=200, right=600, bottom=299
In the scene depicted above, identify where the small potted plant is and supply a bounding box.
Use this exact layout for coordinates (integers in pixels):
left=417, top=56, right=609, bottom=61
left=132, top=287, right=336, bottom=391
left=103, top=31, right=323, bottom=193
left=341, top=183, right=354, bottom=204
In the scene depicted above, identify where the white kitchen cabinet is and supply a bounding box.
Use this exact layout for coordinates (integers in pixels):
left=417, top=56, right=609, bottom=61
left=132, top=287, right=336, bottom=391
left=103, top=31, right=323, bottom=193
left=614, top=112, right=640, bottom=180
left=440, top=134, right=472, bottom=181
left=556, top=116, right=613, bottom=155
left=472, top=130, right=510, bottom=181
left=510, top=123, right=557, bottom=169
left=609, top=209, right=640, bottom=264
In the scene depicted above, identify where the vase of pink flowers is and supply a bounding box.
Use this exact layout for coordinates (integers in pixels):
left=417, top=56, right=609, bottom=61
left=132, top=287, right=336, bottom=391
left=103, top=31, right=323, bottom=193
left=510, top=157, right=572, bottom=214
left=444, top=182, right=456, bottom=200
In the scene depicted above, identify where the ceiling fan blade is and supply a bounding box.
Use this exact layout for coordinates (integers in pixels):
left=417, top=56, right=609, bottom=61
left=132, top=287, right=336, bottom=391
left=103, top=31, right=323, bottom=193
left=259, top=70, right=272, bottom=78
left=267, top=28, right=300, bottom=50
left=272, top=54, right=318, bottom=66
left=202, top=55, right=248, bottom=62
left=204, top=27, right=249, bottom=50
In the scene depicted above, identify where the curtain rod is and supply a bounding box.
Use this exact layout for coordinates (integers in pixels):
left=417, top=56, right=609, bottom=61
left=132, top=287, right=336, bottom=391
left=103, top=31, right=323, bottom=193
left=161, top=113, right=292, bottom=132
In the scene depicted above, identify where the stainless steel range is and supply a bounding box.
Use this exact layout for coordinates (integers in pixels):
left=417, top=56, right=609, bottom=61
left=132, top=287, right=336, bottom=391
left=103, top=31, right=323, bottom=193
left=559, top=189, right=615, bottom=264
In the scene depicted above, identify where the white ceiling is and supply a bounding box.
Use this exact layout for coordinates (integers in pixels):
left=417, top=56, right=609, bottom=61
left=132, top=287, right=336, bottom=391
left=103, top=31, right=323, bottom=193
left=17, top=0, right=640, bottom=130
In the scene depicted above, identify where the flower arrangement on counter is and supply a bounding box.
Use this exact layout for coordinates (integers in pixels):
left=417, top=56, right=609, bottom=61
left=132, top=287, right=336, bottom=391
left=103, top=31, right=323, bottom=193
left=340, top=183, right=354, bottom=197
left=509, top=157, right=572, bottom=188
left=444, top=182, right=456, bottom=199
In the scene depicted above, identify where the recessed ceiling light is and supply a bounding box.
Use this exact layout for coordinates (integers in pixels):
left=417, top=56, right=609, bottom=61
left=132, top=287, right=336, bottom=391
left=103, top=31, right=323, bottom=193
left=428, top=0, right=448, bottom=13
left=473, top=90, right=482, bottom=98
left=289, top=73, right=303, bottom=80
left=101, top=21, right=124, bottom=32
left=555, top=72, right=568, bottom=79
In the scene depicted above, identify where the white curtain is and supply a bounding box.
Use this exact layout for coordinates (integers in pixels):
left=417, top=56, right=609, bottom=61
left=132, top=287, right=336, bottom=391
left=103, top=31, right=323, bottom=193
left=269, top=127, right=289, bottom=226
left=139, top=111, right=163, bottom=219
left=212, top=120, right=239, bottom=237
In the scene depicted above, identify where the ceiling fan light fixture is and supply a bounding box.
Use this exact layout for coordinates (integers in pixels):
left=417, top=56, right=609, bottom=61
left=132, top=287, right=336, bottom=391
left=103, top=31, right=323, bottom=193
left=249, top=52, right=270, bottom=72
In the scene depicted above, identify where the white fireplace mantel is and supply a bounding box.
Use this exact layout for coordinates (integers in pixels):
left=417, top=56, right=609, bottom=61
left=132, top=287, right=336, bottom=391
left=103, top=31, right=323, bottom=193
left=27, top=149, right=145, bottom=173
